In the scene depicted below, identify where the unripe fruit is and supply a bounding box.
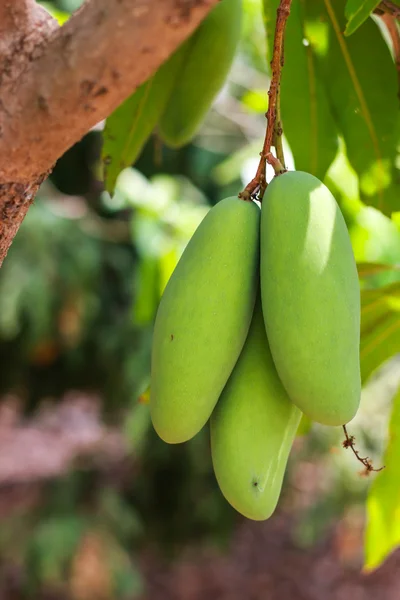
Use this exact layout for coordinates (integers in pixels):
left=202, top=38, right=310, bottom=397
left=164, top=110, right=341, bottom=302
left=211, top=298, right=301, bottom=521
left=261, top=171, right=361, bottom=426
left=159, top=0, right=242, bottom=148
left=151, top=197, right=260, bottom=444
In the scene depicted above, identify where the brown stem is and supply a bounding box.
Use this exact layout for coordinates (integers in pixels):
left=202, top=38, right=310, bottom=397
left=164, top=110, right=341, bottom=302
left=378, top=13, right=400, bottom=101
left=273, top=83, right=286, bottom=169
left=0, top=0, right=220, bottom=183
left=374, top=1, right=400, bottom=18
left=239, top=0, right=291, bottom=202
left=342, top=425, right=385, bottom=476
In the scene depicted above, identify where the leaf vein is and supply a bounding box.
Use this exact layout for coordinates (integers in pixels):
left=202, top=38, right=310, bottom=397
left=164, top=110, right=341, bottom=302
left=324, top=0, right=385, bottom=208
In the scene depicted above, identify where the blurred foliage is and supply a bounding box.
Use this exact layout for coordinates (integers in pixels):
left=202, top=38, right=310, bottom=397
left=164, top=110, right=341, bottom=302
left=1, top=0, right=400, bottom=596
left=365, top=385, right=400, bottom=571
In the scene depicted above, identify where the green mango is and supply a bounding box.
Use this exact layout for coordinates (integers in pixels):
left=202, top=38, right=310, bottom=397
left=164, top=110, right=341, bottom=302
left=151, top=197, right=260, bottom=444
left=158, top=0, right=242, bottom=148
left=102, top=45, right=186, bottom=194
left=211, top=298, right=301, bottom=521
left=261, top=171, right=361, bottom=426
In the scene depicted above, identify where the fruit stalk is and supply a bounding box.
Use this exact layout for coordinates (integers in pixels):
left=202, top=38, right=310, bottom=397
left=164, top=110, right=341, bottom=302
left=240, top=0, right=292, bottom=202
left=273, top=80, right=285, bottom=170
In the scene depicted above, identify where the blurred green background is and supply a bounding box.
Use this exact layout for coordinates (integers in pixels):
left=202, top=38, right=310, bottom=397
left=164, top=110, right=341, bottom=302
left=1, top=1, right=400, bottom=598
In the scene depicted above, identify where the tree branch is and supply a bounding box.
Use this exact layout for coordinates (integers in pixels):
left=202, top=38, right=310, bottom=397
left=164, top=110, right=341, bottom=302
left=0, top=0, right=58, bottom=265
left=0, top=0, right=219, bottom=183
left=0, top=0, right=40, bottom=33
left=0, top=0, right=219, bottom=265
left=0, top=1, right=58, bottom=83
left=239, top=0, right=291, bottom=202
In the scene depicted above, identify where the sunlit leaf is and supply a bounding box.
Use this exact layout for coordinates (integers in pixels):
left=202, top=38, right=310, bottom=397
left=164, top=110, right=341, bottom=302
left=241, top=89, right=269, bottom=113
left=344, top=0, right=380, bottom=36
left=304, top=0, right=400, bottom=214
left=365, top=385, right=400, bottom=571
left=360, top=283, right=400, bottom=382
left=360, top=282, right=400, bottom=333
left=263, top=0, right=338, bottom=179
left=159, top=247, right=180, bottom=294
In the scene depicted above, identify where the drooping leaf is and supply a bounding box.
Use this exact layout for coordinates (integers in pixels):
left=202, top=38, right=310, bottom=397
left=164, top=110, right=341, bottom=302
left=102, top=46, right=186, bottom=195
left=304, top=0, right=400, bottom=214
left=351, top=207, right=400, bottom=280
left=365, top=385, right=400, bottom=571
left=344, top=0, right=381, bottom=36
left=263, top=0, right=338, bottom=179
left=360, top=282, right=400, bottom=382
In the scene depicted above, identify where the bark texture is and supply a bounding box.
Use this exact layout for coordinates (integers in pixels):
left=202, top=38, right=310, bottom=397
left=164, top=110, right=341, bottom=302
left=0, top=0, right=219, bottom=265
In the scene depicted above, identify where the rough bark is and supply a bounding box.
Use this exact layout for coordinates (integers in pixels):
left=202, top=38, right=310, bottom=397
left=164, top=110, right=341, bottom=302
left=0, top=0, right=219, bottom=265
left=0, top=0, right=58, bottom=264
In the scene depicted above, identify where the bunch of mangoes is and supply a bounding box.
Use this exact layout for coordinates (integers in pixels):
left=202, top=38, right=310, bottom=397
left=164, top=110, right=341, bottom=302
left=103, top=0, right=241, bottom=182
left=150, top=170, right=361, bottom=521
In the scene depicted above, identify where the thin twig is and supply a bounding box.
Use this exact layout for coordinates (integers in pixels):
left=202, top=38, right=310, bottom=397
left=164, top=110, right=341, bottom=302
left=239, top=0, right=292, bottom=202
left=342, top=425, right=385, bottom=476
left=0, top=0, right=220, bottom=266
left=273, top=83, right=286, bottom=169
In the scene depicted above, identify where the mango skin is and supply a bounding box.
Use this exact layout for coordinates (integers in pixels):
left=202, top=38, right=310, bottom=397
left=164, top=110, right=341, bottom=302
left=151, top=197, right=260, bottom=444
left=211, top=298, right=301, bottom=521
left=261, top=171, right=361, bottom=426
left=159, top=0, right=242, bottom=148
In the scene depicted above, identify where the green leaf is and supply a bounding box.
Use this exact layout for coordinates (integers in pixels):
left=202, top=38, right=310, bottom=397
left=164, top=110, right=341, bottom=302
left=360, top=282, right=400, bottom=382
left=132, top=257, right=160, bottom=326
left=296, top=413, right=312, bottom=436
left=358, top=262, right=400, bottom=278
left=365, top=385, right=400, bottom=571
left=102, top=46, right=186, bottom=195
left=38, top=2, right=70, bottom=24
left=344, top=0, right=380, bottom=36
left=263, top=0, right=338, bottom=180
left=305, top=0, right=400, bottom=214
